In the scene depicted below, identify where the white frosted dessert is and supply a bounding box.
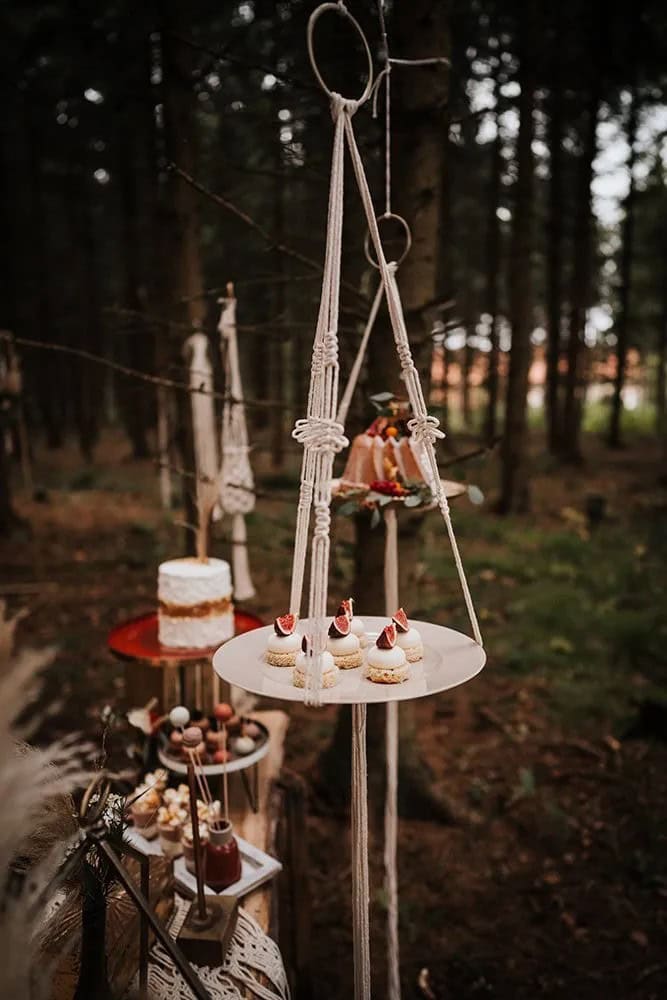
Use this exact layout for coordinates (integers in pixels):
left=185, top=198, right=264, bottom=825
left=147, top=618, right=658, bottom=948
left=266, top=614, right=300, bottom=666
left=293, top=644, right=339, bottom=689
left=337, top=597, right=367, bottom=647
left=366, top=624, right=409, bottom=684
left=158, top=557, right=234, bottom=649
left=327, top=613, right=362, bottom=668
left=392, top=609, right=423, bottom=662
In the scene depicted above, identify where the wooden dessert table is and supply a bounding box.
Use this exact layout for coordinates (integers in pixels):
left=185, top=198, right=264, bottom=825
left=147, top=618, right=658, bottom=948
left=108, top=609, right=264, bottom=711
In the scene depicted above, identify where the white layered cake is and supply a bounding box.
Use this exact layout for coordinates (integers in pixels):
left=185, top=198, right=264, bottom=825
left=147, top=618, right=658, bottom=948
left=158, top=557, right=234, bottom=649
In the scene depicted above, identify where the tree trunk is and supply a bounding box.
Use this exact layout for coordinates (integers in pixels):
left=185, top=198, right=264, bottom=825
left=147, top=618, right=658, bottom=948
left=116, top=32, right=154, bottom=461
left=608, top=85, right=639, bottom=449
left=498, top=12, right=536, bottom=514
left=483, top=62, right=502, bottom=444
left=160, top=1, right=206, bottom=551
left=545, top=23, right=564, bottom=455
left=270, top=90, right=286, bottom=469
left=561, top=89, right=599, bottom=461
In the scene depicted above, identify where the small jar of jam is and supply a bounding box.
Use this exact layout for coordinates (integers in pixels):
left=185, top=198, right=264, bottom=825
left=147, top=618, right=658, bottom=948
left=204, top=820, right=241, bottom=891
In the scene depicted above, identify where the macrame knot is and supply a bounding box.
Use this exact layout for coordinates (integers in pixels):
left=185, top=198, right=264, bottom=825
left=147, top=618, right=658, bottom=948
left=292, top=416, right=348, bottom=454
left=313, top=500, right=331, bottom=536
left=395, top=340, right=417, bottom=373
left=330, top=92, right=360, bottom=121
left=407, top=414, right=445, bottom=445
left=322, top=331, right=339, bottom=365
left=298, top=480, right=314, bottom=505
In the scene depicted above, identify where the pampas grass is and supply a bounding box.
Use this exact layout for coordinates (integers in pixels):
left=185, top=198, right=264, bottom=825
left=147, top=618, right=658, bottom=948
left=0, top=600, right=90, bottom=998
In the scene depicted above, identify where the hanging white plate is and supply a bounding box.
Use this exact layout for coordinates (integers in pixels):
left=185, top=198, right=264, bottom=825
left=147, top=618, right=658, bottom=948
left=212, top=616, right=485, bottom=706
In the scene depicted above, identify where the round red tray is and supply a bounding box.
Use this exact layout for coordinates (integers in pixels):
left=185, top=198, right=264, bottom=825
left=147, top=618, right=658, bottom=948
left=108, top=609, right=264, bottom=666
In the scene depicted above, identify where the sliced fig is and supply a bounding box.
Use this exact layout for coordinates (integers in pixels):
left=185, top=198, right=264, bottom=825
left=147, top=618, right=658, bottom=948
left=337, top=597, right=355, bottom=618
left=274, top=613, right=297, bottom=636
left=329, top=614, right=351, bottom=638
left=301, top=634, right=310, bottom=653
left=376, top=623, right=397, bottom=649
left=392, top=608, right=409, bottom=633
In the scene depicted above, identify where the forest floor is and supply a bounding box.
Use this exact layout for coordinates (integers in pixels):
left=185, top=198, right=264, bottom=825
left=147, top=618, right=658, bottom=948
left=2, top=428, right=666, bottom=999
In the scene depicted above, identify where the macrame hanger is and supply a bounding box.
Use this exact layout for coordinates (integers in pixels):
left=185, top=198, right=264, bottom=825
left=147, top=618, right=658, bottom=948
left=217, top=286, right=257, bottom=603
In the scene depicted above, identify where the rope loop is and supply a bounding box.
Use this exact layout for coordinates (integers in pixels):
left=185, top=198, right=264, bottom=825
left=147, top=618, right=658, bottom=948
left=331, top=92, right=361, bottom=120
left=407, top=413, right=445, bottom=445
left=292, top=416, right=348, bottom=454
left=307, top=3, right=374, bottom=106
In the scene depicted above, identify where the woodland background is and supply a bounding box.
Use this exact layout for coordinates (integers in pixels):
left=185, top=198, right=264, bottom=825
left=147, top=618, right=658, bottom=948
left=1, top=1, right=666, bottom=998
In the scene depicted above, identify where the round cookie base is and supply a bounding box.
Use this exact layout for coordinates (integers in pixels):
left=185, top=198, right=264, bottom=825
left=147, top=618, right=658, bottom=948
left=367, top=663, right=410, bottom=685
left=403, top=644, right=424, bottom=663
left=293, top=667, right=339, bottom=689
left=266, top=650, right=298, bottom=667
left=333, top=651, right=363, bottom=669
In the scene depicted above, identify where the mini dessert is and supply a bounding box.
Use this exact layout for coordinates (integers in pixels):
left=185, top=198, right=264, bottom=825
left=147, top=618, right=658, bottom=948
left=366, top=624, right=409, bottom=684
left=169, top=705, right=190, bottom=729
left=226, top=714, right=242, bottom=734
left=157, top=804, right=185, bottom=858
left=182, top=821, right=208, bottom=875
left=214, top=702, right=233, bottom=724
left=164, top=784, right=189, bottom=809
left=392, top=608, right=423, bottom=662
left=143, top=769, right=168, bottom=793
left=327, top=613, right=362, bottom=668
left=158, top=557, right=234, bottom=649
left=213, top=748, right=232, bottom=765
left=266, top=614, right=301, bottom=667
left=129, top=786, right=161, bottom=839
left=243, top=721, right=262, bottom=740
left=206, top=730, right=222, bottom=753
left=337, top=598, right=367, bottom=648
left=293, top=635, right=339, bottom=689
left=234, top=735, right=255, bottom=755
left=169, top=730, right=184, bottom=752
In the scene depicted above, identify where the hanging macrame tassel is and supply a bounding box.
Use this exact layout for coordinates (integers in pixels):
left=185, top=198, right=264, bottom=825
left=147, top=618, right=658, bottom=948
left=218, top=287, right=257, bottom=598
left=185, top=333, right=220, bottom=558
left=352, top=703, right=371, bottom=1000
left=384, top=507, right=401, bottom=1000
left=231, top=512, right=255, bottom=601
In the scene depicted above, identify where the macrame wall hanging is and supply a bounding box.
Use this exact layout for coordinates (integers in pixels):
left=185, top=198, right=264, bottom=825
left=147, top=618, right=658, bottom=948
left=218, top=284, right=257, bottom=602
left=214, top=5, right=485, bottom=998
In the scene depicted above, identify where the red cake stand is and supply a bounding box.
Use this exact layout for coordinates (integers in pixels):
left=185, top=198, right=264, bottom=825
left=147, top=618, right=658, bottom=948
left=108, top=609, right=264, bottom=711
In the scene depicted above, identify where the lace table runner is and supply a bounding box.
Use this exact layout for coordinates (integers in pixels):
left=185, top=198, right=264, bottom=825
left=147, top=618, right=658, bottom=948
left=127, top=895, right=290, bottom=1000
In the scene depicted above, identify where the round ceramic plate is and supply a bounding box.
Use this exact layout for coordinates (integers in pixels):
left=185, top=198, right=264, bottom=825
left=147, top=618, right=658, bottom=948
left=212, top=617, right=485, bottom=706
left=157, top=719, right=270, bottom=775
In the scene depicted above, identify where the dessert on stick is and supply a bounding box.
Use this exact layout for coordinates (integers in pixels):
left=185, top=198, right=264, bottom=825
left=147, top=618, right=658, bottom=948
left=392, top=608, right=423, bottom=662
left=266, top=614, right=300, bottom=667
left=293, top=635, right=339, bottom=689
left=327, top=613, right=362, bottom=668
left=366, top=623, right=409, bottom=684
left=337, top=597, right=367, bottom=648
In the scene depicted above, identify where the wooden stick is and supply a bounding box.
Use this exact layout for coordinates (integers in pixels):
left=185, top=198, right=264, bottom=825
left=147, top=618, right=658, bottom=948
left=222, top=725, right=230, bottom=824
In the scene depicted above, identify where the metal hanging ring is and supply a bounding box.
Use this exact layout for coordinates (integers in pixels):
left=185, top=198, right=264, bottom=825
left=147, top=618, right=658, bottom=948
left=307, top=3, right=374, bottom=105
left=364, top=212, right=413, bottom=269
left=79, top=772, right=111, bottom=829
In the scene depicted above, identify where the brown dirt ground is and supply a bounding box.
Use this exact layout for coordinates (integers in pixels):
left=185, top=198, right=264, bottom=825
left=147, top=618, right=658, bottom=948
left=1, top=430, right=666, bottom=999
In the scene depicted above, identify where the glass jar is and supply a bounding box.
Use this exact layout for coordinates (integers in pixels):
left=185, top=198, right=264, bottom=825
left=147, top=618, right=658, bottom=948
left=204, top=820, right=241, bottom=891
